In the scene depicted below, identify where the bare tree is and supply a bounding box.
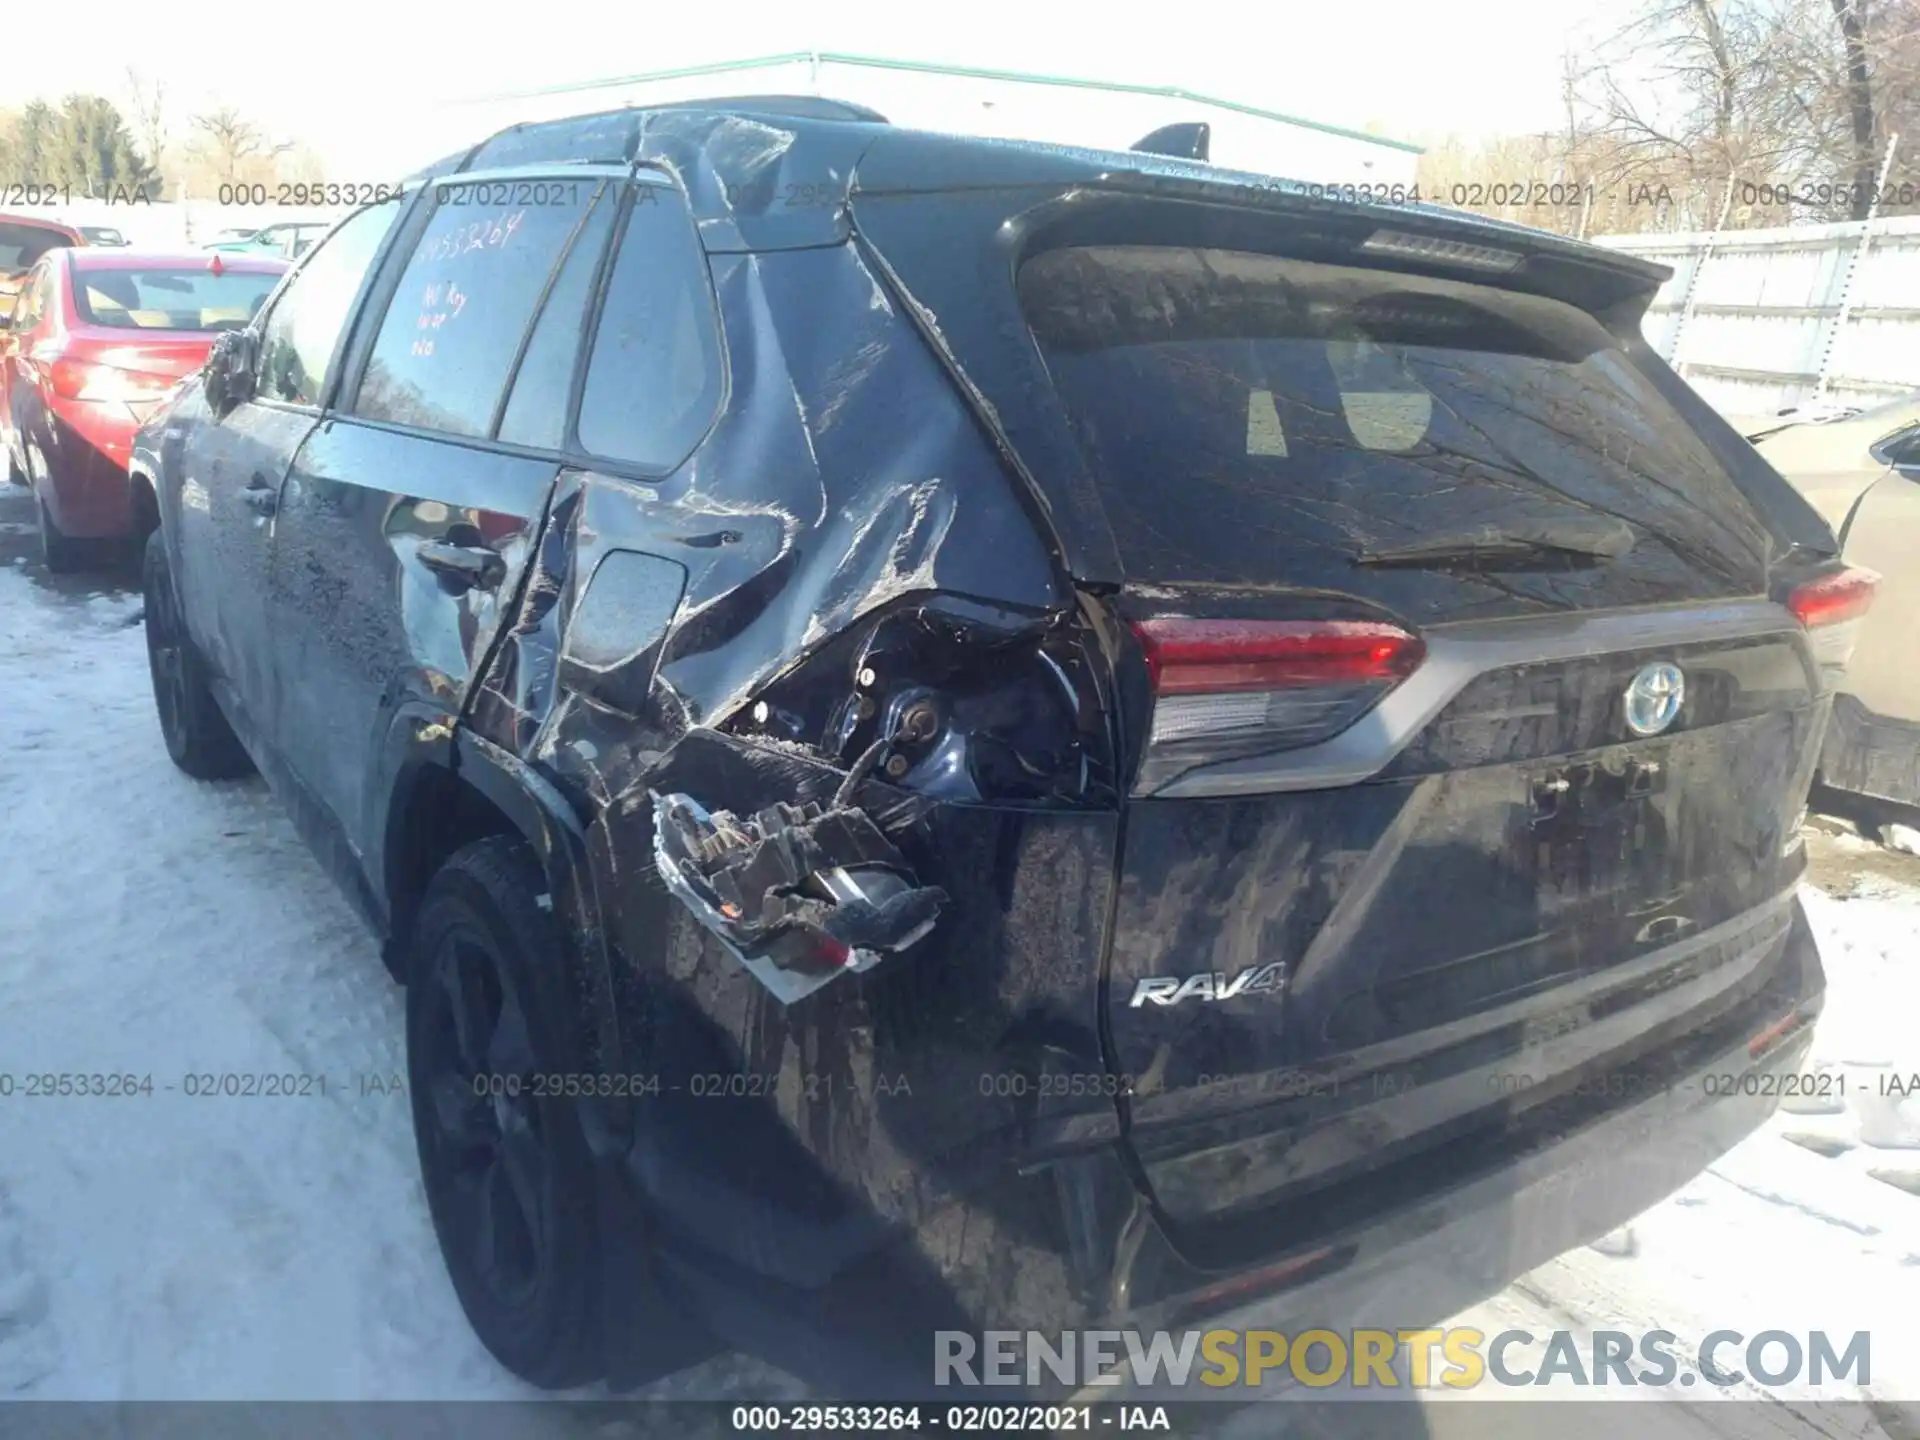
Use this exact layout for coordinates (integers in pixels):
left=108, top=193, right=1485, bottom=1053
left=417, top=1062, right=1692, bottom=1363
left=1414, top=0, right=1920, bottom=235
left=124, top=69, right=167, bottom=175
left=1828, top=0, right=1880, bottom=215
left=189, top=107, right=291, bottom=186
left=1867, top=0, right=1920, bottom=189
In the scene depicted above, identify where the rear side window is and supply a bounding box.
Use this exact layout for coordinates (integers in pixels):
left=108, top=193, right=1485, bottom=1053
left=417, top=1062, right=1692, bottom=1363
left=495, top=189, right=620, bottom=449
left=0, top=222, right=72, bottom=273
left=575, top=185, right=723, bottom=470
left=257, top=199, right=403, bottom=406
left=1019, top=246, right=1771, bottom=594
left=354, top=179, right=606, bottom=438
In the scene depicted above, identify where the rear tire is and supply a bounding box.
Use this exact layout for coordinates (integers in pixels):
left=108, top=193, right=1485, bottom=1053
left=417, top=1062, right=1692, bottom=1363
left=37, top=497, right=85, bottom=574
left=407, top=837, right=605, bottom=1389
left=142, top=530, right=252, bottom=780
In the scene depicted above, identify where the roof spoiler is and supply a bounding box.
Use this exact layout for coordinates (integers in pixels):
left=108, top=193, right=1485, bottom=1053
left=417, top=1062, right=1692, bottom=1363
left=1131, top=122, right=1210, bottom=162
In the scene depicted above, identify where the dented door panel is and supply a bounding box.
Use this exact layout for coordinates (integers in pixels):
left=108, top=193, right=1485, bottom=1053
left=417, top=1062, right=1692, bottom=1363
left=268, top=418, right=558, bottom=856
left=462, top=235, right=1117, bottom=1269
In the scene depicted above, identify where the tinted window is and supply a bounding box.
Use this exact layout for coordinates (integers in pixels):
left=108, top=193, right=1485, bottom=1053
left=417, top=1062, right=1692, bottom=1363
left=356, top=180, right=604, bottom=438
left=575, top=186, right=723, bottom=469
left=73, top=267, right=280, bottom=331
left=257, top=200, right=402, bottom=406
left=497, top=188, right=618, bottom=449
left=0, top=223, right=72, bottom=273
left=1020, top=245, right=1771, bottom=596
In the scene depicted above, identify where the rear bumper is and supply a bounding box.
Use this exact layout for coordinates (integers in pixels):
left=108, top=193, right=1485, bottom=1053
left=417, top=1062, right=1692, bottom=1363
left=616, top=896, right=1824, bottom=1400
left=1091, top=989, right=1818, bottom=1404
left=1820, top=692, right=1920, bottom=809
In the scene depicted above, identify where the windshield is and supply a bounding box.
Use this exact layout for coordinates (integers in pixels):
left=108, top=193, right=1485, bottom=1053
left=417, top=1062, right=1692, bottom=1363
left=0, top=222, right=74, bottom=273
left=73, top=266, right=281, bottom=332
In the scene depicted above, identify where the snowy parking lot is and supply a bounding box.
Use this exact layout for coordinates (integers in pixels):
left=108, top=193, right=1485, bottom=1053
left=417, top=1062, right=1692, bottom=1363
left=2, top=480, right=1918, bottom=1438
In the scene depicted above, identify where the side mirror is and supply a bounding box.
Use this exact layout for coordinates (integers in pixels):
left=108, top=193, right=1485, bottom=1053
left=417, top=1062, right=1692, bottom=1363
left=203, top=333, right=235, bottom=412
left=204, top=331, right=257, bottom=414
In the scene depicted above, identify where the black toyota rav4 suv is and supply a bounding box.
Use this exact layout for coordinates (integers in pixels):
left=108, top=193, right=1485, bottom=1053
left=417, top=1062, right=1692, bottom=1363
left=134, top=96, right=1872, bottom=1397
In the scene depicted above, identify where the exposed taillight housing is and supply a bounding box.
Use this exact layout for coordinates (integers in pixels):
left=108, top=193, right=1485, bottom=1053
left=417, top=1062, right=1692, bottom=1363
left=1787, top=566, right=1879, bottom=686
left=1130, top=618, right=1426, bottom=792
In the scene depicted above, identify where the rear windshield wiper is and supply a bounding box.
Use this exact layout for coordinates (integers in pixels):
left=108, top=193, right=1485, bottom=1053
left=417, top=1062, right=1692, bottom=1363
left=1355, top=516, right=1637, bottom=570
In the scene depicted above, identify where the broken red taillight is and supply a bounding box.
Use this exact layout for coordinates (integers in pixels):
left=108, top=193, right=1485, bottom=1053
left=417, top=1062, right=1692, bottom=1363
left=1129, top=618, right=1426, bottom=792
left=1134, top=618, right=1425, bottom=694
left=1787, top=566, right=1878, bottom=629
left=1786, top=566, right=1879, bottom=684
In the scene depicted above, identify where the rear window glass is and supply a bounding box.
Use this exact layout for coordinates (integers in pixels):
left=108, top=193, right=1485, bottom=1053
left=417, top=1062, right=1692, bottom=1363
left=73, top=267, right=280, bottom=331
left=1018, top=246, right=1769, bottom=590
left=574, top=186, right=723, bottom=470
left=0, top=223, right=73, bottom=273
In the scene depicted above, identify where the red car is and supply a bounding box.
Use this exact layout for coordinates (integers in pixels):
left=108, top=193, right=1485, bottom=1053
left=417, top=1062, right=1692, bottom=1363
left=0, top=213, right=84, bottom=321
left=2, top=248, right=287, bottom=570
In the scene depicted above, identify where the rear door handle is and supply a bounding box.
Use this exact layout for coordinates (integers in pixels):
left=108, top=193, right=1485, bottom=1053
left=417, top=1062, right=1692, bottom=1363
left=242, top=475, right=276, bottom=516
left=418, top=541, right=506, bottom=592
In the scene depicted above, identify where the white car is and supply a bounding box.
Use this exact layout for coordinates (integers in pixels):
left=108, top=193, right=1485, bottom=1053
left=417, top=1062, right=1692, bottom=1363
left=1752, top=394, right=1920, bottom=810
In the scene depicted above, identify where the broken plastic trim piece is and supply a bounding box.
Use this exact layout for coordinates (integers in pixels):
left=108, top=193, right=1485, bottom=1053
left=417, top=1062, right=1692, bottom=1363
left=650, top=790, right=947, bottom=1005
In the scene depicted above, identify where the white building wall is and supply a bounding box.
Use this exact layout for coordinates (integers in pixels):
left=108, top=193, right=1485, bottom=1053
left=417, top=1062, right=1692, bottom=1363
left=1596, top=217, right=1920, bottom=416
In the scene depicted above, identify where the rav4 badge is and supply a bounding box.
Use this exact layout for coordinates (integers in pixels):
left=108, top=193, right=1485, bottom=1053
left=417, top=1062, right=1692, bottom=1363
left=1129, top=961, right=1287, bottom=1007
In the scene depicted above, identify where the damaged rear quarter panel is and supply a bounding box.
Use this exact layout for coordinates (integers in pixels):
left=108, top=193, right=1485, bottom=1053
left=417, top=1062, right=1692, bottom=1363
left=465, top=228, right=1121, bottom=1285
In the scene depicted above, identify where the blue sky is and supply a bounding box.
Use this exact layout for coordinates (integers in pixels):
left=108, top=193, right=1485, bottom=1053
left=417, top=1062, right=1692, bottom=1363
left=11, top=0, right=1635, bottom=173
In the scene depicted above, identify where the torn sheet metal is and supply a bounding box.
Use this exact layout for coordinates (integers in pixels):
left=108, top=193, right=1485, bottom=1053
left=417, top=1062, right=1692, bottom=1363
left=651, top=790, right=947, bottom=1005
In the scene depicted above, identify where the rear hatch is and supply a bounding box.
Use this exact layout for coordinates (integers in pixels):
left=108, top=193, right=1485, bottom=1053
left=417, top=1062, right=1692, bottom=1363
left=852, top=174, right=1843, bottom=1250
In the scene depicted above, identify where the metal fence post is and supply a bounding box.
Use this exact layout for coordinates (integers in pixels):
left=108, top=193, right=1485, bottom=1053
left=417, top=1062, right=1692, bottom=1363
left=1671, top=173, right=1738, bottom=377
left=1814, top=132, right=1901, bottom=403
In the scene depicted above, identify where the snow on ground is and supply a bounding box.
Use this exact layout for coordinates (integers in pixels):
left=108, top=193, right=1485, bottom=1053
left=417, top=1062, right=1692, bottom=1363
left=0, top=488, right=1917, bottom=1435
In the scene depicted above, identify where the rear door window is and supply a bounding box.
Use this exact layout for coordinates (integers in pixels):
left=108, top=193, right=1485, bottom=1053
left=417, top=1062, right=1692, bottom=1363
left=1019, top=246, right=1773, bottom=608
left=574, top=183, right=724, bottom=471
left=353, top=178, right=607, bottom=439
